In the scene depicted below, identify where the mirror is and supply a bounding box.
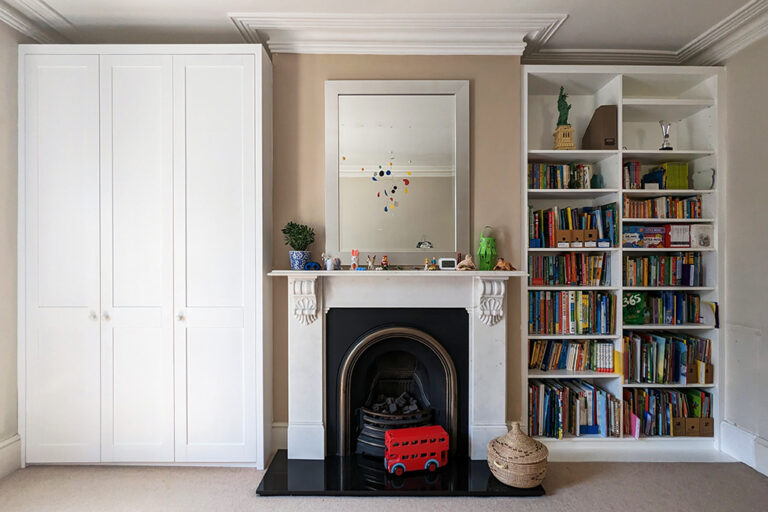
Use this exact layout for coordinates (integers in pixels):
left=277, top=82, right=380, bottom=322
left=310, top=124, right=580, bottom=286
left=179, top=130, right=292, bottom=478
left=325, top=81, right=469, bottom=264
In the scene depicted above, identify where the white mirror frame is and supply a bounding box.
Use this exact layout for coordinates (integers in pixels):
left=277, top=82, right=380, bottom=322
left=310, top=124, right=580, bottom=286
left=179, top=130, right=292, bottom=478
left=325, top=80, right=470, bottom=265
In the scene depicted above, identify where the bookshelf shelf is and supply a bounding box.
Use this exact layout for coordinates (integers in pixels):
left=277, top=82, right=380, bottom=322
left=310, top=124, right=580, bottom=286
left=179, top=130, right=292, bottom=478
left=528, top=247, right=619, bottom=253
left=528, top=188, right=619, bottom=199
left=622, top=286, right=715, bottom=291
left=621, top=150, right=714, bottom=163
left=623, top=383, right=716, bottom=389
left=523, top=65, right=723, bottom=451
left=527, top=334, right=619, bottom=340
left=622, top=188, right=715, bottom=197
left=528, top=150, right=618, bottom=163
left=528, top=370, right=622, bottom=379
left=622, top=247, right=716, bottom=252
left=623, top=324, right=716, bottom=330
left=622, top=218, right=715, bottom=224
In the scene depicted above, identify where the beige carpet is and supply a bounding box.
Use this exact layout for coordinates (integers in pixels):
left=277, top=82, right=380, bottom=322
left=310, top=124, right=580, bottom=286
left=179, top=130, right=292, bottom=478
left=0, top=462, right=767, bottom=512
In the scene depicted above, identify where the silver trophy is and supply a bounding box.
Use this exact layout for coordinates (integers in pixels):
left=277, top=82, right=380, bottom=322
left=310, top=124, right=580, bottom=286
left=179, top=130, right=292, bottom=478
left=659, top=120, right=673, bottom=151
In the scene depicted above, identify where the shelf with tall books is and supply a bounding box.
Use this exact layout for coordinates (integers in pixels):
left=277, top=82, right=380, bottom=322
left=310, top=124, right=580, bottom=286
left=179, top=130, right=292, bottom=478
left=523, top=66, right=723, bottom=448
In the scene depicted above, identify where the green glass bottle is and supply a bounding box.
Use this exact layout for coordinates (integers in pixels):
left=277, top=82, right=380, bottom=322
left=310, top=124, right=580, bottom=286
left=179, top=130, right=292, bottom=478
left=477, top=226, right=497, bottom=271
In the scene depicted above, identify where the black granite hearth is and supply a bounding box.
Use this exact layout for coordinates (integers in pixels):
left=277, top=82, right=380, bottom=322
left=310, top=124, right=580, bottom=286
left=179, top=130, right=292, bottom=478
left=256, top=450, right=545, bottom=497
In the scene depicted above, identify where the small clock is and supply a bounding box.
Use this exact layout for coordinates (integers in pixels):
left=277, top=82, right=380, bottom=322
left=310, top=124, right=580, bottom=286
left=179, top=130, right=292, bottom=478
left=438, top=258, right=457, bottom=270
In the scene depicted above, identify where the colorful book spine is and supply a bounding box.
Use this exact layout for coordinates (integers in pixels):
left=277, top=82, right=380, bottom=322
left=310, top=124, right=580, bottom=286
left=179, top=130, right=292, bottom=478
left=529, top=291, right=616, bottom=335
left=529, top=379, right=621, bottom=438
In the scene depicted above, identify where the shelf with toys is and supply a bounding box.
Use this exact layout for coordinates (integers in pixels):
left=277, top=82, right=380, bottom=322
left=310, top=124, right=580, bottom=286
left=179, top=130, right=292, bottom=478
left=522, top=65, right=723, bottom=452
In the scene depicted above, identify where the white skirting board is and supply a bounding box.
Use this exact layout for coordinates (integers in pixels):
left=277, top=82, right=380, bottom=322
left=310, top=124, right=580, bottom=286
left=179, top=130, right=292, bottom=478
left=721, top=421, right=768, bottom=476
left=0, top=435, right=21, bottom=479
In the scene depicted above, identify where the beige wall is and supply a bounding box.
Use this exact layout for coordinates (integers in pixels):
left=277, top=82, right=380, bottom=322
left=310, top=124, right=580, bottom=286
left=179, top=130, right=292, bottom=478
left=272, top=54, right=523, bottom=425
left=724, top=36, right=768, bottom=444
left=0, top=25, right=30, bottom=444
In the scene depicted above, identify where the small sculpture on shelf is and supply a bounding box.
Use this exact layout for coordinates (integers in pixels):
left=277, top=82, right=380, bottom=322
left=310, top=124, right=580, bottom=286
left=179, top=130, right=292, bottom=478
left=424, top=257, right=439, bottom=271
left=659, top=120, right=673, bottom=151
left=553, top=86, right=576, bottom=150
left=380, top=255, right=389, bottom=270
left=350, top=249, right=359, bottom=270
left=456, top=254, right=476, bottom=271
left=367, top=254, right=377, bottom=270
left=493, top=258, right=515, bottom=271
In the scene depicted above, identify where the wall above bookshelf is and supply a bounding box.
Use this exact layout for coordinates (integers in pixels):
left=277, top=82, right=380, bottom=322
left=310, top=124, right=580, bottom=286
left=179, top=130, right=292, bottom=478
left=522, top=65, right=723, bottom=453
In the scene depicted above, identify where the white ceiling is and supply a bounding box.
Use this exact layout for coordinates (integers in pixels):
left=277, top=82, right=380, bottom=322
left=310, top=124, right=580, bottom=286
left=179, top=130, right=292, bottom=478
left=2, top=0, right=763, bottom=62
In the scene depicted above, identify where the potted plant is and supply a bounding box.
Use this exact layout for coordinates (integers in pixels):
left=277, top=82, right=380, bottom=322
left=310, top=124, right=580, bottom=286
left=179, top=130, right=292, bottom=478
left=282, top=221, right=315, bottom=270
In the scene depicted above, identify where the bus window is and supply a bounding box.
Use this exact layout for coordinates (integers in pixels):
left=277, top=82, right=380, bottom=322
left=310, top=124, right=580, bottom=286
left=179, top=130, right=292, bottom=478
left=430, top=438, right=436, bottom=443
left=421, top=439, right=427, bottom=444
left=421, top=453, right=427, bottom=458
left=402, top=441, right=409, bottom=446
left=402, top=455, right=408, bottom=460
left=393, top=442, right=399, bottom=447
left=430, top=452, right=436, bottom=457
left=439, top=438, right=445, bottom=442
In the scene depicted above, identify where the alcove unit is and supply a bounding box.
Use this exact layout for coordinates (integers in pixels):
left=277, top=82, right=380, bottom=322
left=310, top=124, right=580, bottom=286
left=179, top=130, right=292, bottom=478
left=521, top=65, right=725, bottom=459
left=18, top=45, right=273, bottom=467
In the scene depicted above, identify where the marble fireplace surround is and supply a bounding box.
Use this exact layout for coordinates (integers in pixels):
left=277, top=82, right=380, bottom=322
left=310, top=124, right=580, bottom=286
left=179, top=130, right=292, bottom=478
left=268, top=270, right=525, bottom=460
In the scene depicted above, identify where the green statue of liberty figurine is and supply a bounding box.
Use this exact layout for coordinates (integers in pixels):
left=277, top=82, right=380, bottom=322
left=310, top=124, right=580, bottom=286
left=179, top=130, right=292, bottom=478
left=557, top=86, right=571, bottom=126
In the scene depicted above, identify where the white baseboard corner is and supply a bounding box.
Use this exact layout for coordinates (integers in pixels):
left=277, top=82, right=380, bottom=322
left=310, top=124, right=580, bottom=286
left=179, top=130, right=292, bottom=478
left=721, top=421, right=768, bottom=476
left=0, top=434, right=21, bottom=480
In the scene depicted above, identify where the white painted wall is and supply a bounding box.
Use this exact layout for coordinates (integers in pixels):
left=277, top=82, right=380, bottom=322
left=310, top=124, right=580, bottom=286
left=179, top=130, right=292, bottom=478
left=0, top=23, right=31, bottom=477
left=724, top=34, right=768, bottom=476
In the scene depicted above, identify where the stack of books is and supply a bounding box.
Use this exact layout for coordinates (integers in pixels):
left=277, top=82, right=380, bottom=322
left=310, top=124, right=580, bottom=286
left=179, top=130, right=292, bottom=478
left=529, top=380, right=621, bottom=438
left=622, top=332, right=712, bottom=384
left=623, top=252, right=703, bottom=287
left=529, top=339, right=616, bottom=373
left=529, top=202, right=618, bottom=248
left=623, top=161, right=643, bottom=189
left=623, top=388, right=712, bottom=438
left=528, top=163, right=592, bottom=189
left=529, top=252, right=610, bottom=286
left=529, top=290, right=617, bottom=335
left=623, top=291, right=701, bottom=325
left=623, top=195, right=702, bottom=219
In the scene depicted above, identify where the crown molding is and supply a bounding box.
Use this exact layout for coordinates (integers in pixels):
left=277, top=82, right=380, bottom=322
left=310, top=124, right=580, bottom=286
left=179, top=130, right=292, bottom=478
left=5, top=0, right=77, bottom=41
left=230, top=12, right=568, bottom=55
left=679, top=0, right=768, bottom=65
left=524, top=0, right=768, bottom=65
left=0, top=0, right=65, bottom=42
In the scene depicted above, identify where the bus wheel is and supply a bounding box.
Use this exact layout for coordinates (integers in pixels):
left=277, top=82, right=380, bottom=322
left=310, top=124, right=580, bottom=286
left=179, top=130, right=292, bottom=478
left=426, top=461, right=437, bottom=472
left=394, top=466, right=404, bottom=476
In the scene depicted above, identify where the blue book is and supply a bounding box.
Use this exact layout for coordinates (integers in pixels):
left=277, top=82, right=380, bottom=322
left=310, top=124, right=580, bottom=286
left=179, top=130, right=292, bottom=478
left=597, top=389, right=608, bottom=437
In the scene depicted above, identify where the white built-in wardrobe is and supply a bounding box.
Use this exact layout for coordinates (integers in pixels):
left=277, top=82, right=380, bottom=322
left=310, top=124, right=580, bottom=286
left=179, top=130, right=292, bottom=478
left=18, top=45, right=273, bottom=467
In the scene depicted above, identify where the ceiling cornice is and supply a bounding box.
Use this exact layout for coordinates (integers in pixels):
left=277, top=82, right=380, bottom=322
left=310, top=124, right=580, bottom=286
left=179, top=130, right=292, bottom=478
left=0, top=0, right=66, bottom=42
left=229, top=12, right=568, bottom=56
left=5, top=0, right=77, bottom=41
left=523, top=0, right=768, bottom=65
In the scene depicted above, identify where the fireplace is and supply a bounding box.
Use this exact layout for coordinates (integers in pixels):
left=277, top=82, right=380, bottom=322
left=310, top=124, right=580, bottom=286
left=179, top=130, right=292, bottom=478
left=326, top=309, right=469, bottom=459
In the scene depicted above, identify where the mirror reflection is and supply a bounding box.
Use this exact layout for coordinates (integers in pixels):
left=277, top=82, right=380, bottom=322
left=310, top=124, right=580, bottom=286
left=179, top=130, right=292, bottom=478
left=338, top=94, right=457, bottom=252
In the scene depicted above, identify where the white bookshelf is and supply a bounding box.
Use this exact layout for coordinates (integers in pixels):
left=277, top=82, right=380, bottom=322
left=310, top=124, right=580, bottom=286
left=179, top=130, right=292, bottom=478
left=521, top=65, right=724, bottom=454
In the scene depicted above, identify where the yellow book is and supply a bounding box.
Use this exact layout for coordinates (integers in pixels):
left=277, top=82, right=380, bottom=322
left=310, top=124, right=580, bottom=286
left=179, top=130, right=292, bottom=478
left=613, top=349, right=622, bottom=375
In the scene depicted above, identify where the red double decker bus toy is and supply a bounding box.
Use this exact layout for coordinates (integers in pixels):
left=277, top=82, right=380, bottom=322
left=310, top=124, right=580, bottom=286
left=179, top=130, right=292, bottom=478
left=384, top=425, right=449, bottom=476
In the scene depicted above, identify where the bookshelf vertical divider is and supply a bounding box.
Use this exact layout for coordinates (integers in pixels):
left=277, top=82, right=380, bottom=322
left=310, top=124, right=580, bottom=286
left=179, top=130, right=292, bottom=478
left=521, top=65, right=724, bottom=457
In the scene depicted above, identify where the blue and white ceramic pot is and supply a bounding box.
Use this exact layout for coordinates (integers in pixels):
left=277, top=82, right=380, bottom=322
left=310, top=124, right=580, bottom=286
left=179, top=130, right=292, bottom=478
left=289, top=250, right=311, bottom=270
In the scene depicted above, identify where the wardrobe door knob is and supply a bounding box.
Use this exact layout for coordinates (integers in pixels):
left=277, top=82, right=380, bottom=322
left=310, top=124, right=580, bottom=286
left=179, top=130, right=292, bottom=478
left=103, top=312, right=111, bottom=321
left=89, top=311, right=98, bottom=321
left=177, top=313, right=185, bottom=322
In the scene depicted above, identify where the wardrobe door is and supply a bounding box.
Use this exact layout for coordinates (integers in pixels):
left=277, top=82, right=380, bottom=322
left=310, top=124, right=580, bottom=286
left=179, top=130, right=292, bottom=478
left=172, top=55, right=257, bottom=462
left=99, top=55, right=174, bottom=462
left=24, top=55, right=101, bottom=463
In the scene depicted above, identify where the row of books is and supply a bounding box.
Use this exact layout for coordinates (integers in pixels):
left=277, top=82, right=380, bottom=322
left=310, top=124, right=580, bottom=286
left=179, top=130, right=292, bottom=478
left=529, top=252, right=611, bottom=287
left=528, top=163, right=593, bottom=189
left=623, top=252, right=704, bottom=287
left=623, top=161, right=689, bottom=190
left=529, top=339, right=617, bottom=373
left=622, top=224, right=712, bottom=249
left=529, top=203, right=618, bottom=248
left=622, top=331, right=712, bottom=385
left=623, top=388, right=712, bottom=438
left=529, top=290, right=617, bottom=335
left=623, top=195, right=703, bottom=219
left=623, top=291, right=702, bottom=325
left=528, top=380, right=621, bottom=438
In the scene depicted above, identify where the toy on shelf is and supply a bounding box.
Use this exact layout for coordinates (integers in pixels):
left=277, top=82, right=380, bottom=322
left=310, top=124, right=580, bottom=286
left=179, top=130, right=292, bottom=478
left=381, top=255, right=389, bottom=270
left=384, top=425, right=449, bottom=476
left=424, top=257, right=439, bottom=271
left=493, top=258, right=515, bottom=271
left=456, top=254, right=476, bottom=271
left=350, top=249, right=359, bottom=270
left=367, top=254, right=376, bottom=270
left=477, top=226, right=498, bottom=270
left=553, top=86, right=575, bottom=150
left=304, top=261, right=321, bottom=271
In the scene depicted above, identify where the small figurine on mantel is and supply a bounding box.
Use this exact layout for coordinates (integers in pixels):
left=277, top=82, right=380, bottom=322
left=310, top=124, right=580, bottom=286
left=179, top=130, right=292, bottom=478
left=456, top=254, right=476, bottom=271
left=350, top=249, right=359, bottom=270
left=553, top=86, right=576, bottom=150
left=380, top=255, right=389, bottom=270
left=493, top=257, right=515, bottom=271
left=367, top=254, right=377, bottom=270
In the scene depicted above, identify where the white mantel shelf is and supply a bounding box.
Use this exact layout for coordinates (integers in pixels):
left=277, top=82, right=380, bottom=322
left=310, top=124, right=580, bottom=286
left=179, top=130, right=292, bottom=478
left=268, top=270, right=527, bottom=277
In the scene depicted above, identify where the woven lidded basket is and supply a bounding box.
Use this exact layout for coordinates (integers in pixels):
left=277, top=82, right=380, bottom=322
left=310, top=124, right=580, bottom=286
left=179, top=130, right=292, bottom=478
left=487, top=421, right=548, bottom=488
